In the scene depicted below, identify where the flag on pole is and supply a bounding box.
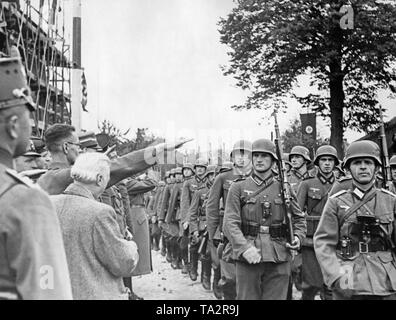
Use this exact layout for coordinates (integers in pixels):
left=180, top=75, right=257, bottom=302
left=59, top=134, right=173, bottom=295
left=81, top=71, right=88, bottom=112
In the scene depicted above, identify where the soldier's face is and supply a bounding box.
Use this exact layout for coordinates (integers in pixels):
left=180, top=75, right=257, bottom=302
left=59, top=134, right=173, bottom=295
left=64, top=132, right=81, bottom=165
left=14, top=155, right=40, bottom=172
left=233, top=150, right=251, bottom=168
left=183, top=168, right=193, bottom=178
left=290, top=155, right=306, bottom=169
left=207, top=172, right=215, bottom=184
left=349, top=158, right=377, bottom=184
left=318, top=156, right=335, bottom=174
left=252, top=152, right=273, bottom=173
left=175, top=173, right=183, bottom=181
left=195, top=166, right=206, bottom=176
left=391, top=167, right=396, bottom=181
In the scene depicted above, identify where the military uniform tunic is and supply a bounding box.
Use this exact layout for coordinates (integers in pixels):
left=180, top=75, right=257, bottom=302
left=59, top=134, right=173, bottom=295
left=0, top=149, right=72, bottom=300
left=166, top=181, right=184, bottom=237
left=287, top=168, right=316, bottom=195
left=297, top=172, right=336, bottom=293
left=180, top=176, right=206, bottom=225
left=314, top=186, right=396, bottom=297
left=224, top=173, right=306, bottom=300
left=127, top=178, right=157, bottom=276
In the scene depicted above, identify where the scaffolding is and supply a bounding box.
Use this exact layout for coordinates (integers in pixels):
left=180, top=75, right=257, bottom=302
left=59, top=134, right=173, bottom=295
left=0, top=0, right=72, bottom=138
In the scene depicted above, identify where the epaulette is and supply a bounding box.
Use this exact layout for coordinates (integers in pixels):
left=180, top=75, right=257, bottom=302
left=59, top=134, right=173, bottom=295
left=233, top=176, right=247, bottom=183
left=380, top=188, right=396, bottom=197
left=5, top=168, right=36, bottom=188
left=338, top=176, right=352, bottom=182
left=330, top=189, right=348, bottom=199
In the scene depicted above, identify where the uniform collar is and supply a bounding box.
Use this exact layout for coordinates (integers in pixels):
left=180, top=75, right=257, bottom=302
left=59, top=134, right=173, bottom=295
left=351, top=183, right=376, bottom=200
left=195, top=175, right=206, bottom=183
left=317, top=171, right=335, bottom=185
left=48, top=161, right=70, bottom=170
left=63, top=182, right=96, bottom=201
left=291, top=168, right=308, bottom=179
left=0, top=148, right=14, bottom=169
left=251, top=172, right=274, bottom=187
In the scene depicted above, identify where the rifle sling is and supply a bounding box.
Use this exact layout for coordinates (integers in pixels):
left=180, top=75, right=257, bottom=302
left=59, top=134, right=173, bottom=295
left=339, top=189, right=377, bottom=227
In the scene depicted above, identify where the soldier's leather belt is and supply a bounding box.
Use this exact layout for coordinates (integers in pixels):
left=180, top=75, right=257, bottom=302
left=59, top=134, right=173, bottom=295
left=337, top=241, right=388, bottom=256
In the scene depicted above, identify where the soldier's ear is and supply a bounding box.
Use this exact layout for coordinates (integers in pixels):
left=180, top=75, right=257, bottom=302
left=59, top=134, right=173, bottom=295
left=96, top=173, right=104, bottom=187
left=5, top=115, right=19, bottom=139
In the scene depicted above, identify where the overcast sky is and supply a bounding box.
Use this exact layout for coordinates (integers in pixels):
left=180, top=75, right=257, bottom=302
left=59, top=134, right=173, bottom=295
left=74, top=0, right=396, bottom=152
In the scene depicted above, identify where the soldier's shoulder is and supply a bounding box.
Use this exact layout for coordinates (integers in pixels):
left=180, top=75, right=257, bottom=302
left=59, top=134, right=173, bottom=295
left=4, top=168, right=37, bottom=189
left=379, top=188, right=396, bottom=198
left=329, top=189, right=348, bottom=199
left=337, top=175, right=352, bottom=183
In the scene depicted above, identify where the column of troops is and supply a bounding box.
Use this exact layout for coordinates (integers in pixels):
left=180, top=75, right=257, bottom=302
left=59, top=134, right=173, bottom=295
left=2, top=54, right=396, bottom=300
left=149, top=139, right=396, bottom=301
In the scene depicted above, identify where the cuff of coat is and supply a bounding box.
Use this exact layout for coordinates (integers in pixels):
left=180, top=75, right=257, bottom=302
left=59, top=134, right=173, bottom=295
left=236, top=242, right=254, bottom=260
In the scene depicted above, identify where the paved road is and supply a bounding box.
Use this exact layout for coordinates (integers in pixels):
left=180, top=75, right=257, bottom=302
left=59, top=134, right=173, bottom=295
left=133, top=249, right=217, bottom=300
left=133, top=249, right=304, bottom=300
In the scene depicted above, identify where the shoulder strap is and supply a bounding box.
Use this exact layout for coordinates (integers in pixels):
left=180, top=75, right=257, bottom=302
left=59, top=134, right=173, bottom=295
left=339, top=189, right=377, bottom=227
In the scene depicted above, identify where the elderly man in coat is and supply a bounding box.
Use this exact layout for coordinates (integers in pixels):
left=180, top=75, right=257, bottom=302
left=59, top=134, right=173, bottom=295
left=51, top=153, right=139, bottom=300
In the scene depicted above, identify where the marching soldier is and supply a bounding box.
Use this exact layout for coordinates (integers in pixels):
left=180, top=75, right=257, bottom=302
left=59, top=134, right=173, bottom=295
left=181, top=159, right=208, bottom=279
left=287, top=145, right=315, bottom=296
left=159, top=171, right=172, bottom=258
left=296, top=145, right=339, bottom=300
left=391, top=155, right=396, bottom=189
left=288, top=146, right=316, bottom=195
left=206, top=140, right=253, bottom=300
left=165, top=167, right=185, bottom=269
left=159, top=169, right=176, bottom=263
left=0, top=54, right=72, bottom=299
left=188, top=164, right=217, bottom=290
left=223, top=139, right=306, bottom=300
left=314, top=141, right=396, bottom=300
left=148, top=180, right=166, bottom=251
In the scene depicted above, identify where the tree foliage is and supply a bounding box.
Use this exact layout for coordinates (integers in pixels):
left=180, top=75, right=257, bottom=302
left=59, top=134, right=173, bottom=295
left=219, top=0, right=396, bottom=156
left=281, top=118, right=325, bottom=157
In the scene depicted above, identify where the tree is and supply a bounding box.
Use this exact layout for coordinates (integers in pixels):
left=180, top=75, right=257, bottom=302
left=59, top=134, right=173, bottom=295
left=219, top=0, right=396, bottom=157
left=281, top=118, right=325, bottom=157
left=97, top=119, right=131, bottom=146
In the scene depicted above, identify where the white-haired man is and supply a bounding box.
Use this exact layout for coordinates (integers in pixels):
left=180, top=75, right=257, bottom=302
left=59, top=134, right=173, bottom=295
left=51, top=153, right=139, bottom=300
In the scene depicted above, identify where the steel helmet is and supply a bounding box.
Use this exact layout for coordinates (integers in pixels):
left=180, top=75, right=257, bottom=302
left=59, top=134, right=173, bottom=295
left=194, top=158, right=208, bottom=168
left=314, top=145, right=340, bottom=166
left=230, top=140, right=252, bottom=157
left=182, top=162, right=195, bottom=171
left=289, top=146, right=311, bottom=163
left=343, top=140, right=382, bottom=168
left=251, top=139, right=278, bottom=161
left=170, top=168, right=176, bottom=176
left=175, top=167, right=183, bottom=175
left=390, top=155, right=396, bottom=167
left=205, top=164, right=217, bottom=176
left=220, top=161, right=233, bottom=173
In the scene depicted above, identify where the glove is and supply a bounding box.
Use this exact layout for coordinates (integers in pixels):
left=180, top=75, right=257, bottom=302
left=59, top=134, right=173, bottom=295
left=242, top=246, right=261, bottom=264
left=183, top=221, right=189, bottom=230
left=286, top=236, right=301, bottom=251
left=332, top=278, right=354, bottom=299
left=191, top=231, right=199, bottom=244
left=125, top=228, right=134, bottom=241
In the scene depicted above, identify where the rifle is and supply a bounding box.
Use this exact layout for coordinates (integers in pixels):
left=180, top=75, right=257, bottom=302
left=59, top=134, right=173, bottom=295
left=273, top=111, right=294, bottom=244
left=378, top=105, right=392, bottom=190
